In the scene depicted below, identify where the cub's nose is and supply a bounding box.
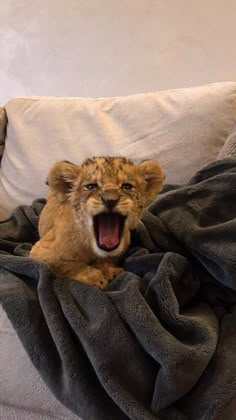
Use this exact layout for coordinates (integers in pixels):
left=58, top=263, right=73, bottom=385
left=101, top=196, right=119, bottom=209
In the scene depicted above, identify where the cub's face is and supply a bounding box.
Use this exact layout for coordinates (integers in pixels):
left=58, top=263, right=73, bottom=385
left=48, top=157, right=164, bottom=257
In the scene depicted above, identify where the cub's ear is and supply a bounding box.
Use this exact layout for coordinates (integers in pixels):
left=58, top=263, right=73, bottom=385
left=47, top=161, right=81, bottom=201
left=138, top=160, right=164, bottom=206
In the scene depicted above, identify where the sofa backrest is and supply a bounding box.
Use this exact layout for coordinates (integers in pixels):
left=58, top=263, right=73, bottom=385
left=0, top=82, right=236, bottom=218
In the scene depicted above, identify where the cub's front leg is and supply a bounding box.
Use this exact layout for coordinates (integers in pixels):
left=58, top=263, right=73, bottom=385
left=30, top=239, right=108, bottom=289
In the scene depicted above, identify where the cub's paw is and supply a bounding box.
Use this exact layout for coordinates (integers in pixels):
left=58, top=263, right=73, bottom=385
left=103, top=266, right=124, bottom=282
left=93, top=262, right=124, bottom=283
left=74, top=268, right=109, bottom=289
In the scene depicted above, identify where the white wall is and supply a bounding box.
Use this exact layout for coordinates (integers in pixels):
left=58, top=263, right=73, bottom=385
left=1, top=0, right=236, bottom=104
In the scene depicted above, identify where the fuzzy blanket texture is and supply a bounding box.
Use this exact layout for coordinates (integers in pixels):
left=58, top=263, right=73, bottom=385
left=1, top=158, right=236, bottom=420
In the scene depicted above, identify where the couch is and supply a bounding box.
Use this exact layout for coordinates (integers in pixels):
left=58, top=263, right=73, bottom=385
left=0, top=82, right=236, bottom=419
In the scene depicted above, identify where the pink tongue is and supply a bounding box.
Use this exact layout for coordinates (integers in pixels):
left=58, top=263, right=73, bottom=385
left=98, top=214, right=120, bottom=249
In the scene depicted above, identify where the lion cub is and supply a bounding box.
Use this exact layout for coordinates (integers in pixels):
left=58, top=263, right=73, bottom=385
left=30, top=157, right=164, bottom=288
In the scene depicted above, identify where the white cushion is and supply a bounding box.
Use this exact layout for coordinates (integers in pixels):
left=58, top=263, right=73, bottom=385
left=1, top=82, right=236, bottom=218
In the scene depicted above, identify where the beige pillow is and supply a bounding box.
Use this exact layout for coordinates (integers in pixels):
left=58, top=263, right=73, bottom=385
left=0, top=82, right=236, bottom=218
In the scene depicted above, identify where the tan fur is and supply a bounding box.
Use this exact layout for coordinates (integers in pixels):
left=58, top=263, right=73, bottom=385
left=30, top=157, right=164, bottom=288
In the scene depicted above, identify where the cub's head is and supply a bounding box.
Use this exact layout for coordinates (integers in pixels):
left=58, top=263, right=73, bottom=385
left=47, top=157, right=164, bottom=257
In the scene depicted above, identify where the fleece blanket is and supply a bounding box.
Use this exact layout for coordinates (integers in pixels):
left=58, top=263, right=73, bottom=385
left=1, top=158, right=236, bottom=420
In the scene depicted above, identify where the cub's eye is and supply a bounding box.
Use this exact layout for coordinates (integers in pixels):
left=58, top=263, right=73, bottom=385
left=85, top=183, right=98, bottom=190
left=122, top=183, right=134, bottom=190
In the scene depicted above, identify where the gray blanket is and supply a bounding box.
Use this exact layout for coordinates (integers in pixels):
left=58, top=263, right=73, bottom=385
left=1, top=158, right=236, bottom=420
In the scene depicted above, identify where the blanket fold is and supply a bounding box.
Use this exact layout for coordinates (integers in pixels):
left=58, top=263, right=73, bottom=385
left=1, top=159, right=236, bottom=420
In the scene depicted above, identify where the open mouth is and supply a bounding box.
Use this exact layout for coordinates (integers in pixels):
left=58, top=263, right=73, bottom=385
left=93, top=212, right=126, bottom=252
